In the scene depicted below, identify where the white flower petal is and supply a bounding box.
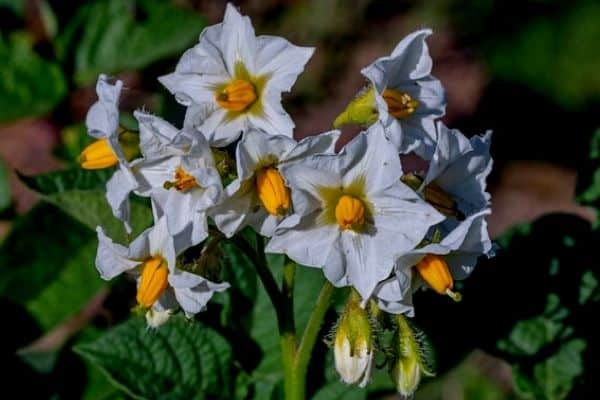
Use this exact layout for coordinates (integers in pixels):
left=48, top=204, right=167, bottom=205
left=95, top=226, right=142, bottom=280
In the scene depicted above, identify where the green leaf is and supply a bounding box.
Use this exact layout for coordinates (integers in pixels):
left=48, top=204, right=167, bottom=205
left=0, top=204, right=94, bottom=304
left=312, top=381, right=366, bottom=400
left=579, top=270, right=599, bottom=305
left=75, top=316, right=234, bottom=400
left=0, top=32, right=66, bottom=122
left=56, top=0, right=206, bottom=86
left=497, top=316, right=563, bottom=356
left=19, top=168, right=113, bottom=194
left=0, top=159, right=11, bottom=211
left=44, top=189, right=152, bottom=244
left=25, top=240, right=104, bottom=329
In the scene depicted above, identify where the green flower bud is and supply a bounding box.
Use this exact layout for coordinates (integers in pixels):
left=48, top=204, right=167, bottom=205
left=390, top=315, right=435, bottom=396
left=334, top=290, right=374, bottom=387
left=333, top=86, right=378, bottom=129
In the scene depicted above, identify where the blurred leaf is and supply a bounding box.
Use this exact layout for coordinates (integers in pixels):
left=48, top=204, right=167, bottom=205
left=0, top=204, right=93, bottom=304
left=312, top=381, right=366, bottom=400
left=0, top=32, right=66, bottom=122
left=514, top=339, right=586, bottom=400
left=220, top=241, right=257, bottom=301
left=579, top=270, right=599, bottom=305
left=45, top=189, right=152, bottom=244
left=19, top=167, right=153, bottom=243
left=498, top=317, right=563, bottom=356
left=485, top=2, right=600, bottom=109
left=19, top=168, right=113, bottom=194
left=26, top=240, right=103, bottom=329
left=75, top=316, right=233, bottom=399
left=0, top=0, right=23, bottom=16
left=0, top=159, right=10, bottom=211
left=56, top=0, right=206, bottom=86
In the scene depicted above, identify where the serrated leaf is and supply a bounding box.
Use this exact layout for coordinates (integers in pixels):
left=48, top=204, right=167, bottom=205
left=0, top=32, right=66, bottom=122
left=75, top=316, right=233, bottom=400
left=56, top=0, right=205, bottom=86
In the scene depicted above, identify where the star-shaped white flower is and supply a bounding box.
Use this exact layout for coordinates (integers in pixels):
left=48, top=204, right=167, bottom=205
left=95, top=217, right=229, bottom=319
left=159, top=3, right=314, bottom=146
left=361, top=29, right=446, bottom=157
left=107, top=112, right=222, bottom=246
left=211, top=128, right=339, bottom=237
left=267, top=123, right=444, bottom=300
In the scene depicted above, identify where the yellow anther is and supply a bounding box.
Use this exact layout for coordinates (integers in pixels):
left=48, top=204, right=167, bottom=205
left=215, top=79, right=257, bottom=112
left=335, top=195, right=365, bottom=230
left=256, top=167, right=290, bottom=217
left=79, top=138, right=118, bottom=169
left=163, top=167, right=198, bottom=192
left=382, top=88, right=418, bottom=119
left=136, top=256, right=169, bottom=309
left=416, top=254, right=461, bottom=302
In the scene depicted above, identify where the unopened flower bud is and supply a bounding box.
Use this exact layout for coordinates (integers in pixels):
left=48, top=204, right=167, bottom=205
left=333, top=290, right=374, bottom=387
left=333, top=86, right=378, bottom=129
left=390, top=315, right=435, bottom=397
left=416, top=254, right=462, bottom=302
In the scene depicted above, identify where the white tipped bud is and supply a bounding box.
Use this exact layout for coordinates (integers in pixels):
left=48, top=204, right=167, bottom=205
left=145, top=308, right=172, bottom=328
left=390, top=315, right=435, bottom=396
left=333, top=290, right=374, bottom=386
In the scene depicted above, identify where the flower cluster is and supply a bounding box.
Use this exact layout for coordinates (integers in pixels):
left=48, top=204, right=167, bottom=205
left=81, top=3, right=493, bottom=394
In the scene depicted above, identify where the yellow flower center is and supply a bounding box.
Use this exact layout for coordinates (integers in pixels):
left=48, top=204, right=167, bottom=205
left=79, top=138, right=118, bottom=169
left=215, top=79, right=257, bottom=112
left=415, top=254, right=461, bottom=302
left=163, top=167, right=198, bottom=192
left=256, top=167, right=290, bottom=217
left=382, top=88, right=418, bottom=119
left=335, top=195, right=365, bottom=230
left=136, top=256, right=169, bottom=308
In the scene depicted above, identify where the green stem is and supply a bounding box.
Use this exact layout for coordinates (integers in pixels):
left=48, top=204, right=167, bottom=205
left=229, top=235, right=282, bottom=310
left=291, top=281, right=335, bottom=400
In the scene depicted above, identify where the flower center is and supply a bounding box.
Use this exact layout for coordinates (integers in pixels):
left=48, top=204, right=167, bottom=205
left=256, top=167, right=290, bottom=217
left=136, top=256, right=169, bottom=308
left=163, top=167, right=198, bottom=192
left=422, top=181, right=464, bottom=220
left=335, top=195, right=365, bottom=230
left=415, top=254, right=461, bottom=302
left=215, top=79, right=257, bottom=112
left=79, top=138, right=118, bottom=169
left=382, top=88, right=418, bottom=119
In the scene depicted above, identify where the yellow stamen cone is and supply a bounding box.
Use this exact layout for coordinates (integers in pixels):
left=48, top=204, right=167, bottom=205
left=79, top=138, right=118, bottom=169
left=382, top=88, right=418, bottom=119
left=256, top=167, right=290, bottom=217
left=335, top=195, right=365, bottom=230
left=416, top=254, right=461, bottom=302
left=136, top=256, right=169, bottom=309
left=163, top=167, right=198, bottom=192
left=215, top=79, right=257, bottom=112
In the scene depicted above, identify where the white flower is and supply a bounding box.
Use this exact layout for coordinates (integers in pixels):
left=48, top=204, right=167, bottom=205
left=361, top=29, right=446, bottom=157
left=267, top=123, right=444, bottom=300
left=82, top=75, right=139, bottom=232
left=159, top=3, right=314, bottom=146
left=419, top=122, right=492, bottom=216
left=95, top=217, right=229, bottom=318
left=372, top=208, right=492, bottom=314
left=211, top=128, right=339, bottom=237
left=110, top=112, right=222, bottom=245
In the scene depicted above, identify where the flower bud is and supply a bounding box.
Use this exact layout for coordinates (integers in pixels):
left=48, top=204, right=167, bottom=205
left=333, top=86, right=378, bottom=128
left=145, top=308, right=172, bottom=328
left=416, top=254, right=462, bottom=302
left=390, top=315, right=435, bottom=397
left=333, top=290, right=374, bottom=387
